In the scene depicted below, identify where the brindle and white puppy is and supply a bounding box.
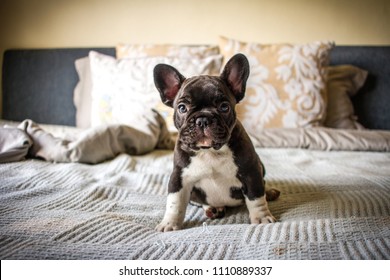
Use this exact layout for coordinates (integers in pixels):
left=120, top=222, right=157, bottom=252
left=154, top=54, right=279, bottom=232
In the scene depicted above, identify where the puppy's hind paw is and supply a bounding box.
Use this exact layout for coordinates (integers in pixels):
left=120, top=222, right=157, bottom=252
left=203, top=206, right=225, bottom=219
left=266, top=188, right=281, bottom=201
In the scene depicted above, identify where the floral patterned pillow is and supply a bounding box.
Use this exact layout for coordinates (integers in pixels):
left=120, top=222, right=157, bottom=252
left=88, top=51, right=223, bottom=130
left=116, top=43, right=220, bottom=59
left=219, top=36, right=334, bottom=134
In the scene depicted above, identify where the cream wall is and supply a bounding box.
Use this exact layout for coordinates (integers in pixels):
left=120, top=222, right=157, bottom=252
left=1, top=0, right=389, bottom=115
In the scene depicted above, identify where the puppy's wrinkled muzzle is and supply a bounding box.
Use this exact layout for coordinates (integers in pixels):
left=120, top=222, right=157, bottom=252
left=180, top=114, right=229, bottom=151
left=195, top=117, right=210, bottom=129
left=197, top=137, right=213, bottom=149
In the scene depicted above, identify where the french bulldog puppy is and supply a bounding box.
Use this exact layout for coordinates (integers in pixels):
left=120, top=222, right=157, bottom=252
left=154, top=54, right=279, bottom=232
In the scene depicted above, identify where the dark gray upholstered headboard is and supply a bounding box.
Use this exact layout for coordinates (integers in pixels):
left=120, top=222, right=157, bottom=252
left=2, top=46, right=390, bottom=130
left=2, top=48, right=115, bottom=126
left=329, top=46, right=390, bottom=130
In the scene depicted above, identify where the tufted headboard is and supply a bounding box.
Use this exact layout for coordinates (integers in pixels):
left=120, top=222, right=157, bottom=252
left=2, top=46, right=390, bottom=130
left=329, top=46, right=390, bottom=130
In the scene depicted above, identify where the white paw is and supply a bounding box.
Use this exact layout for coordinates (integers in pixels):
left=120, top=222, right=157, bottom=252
left=246, top=196, right=276, bottom=224
left=249, top=212, right=276, bottom=224
left=156, top=192, right=188, bottom=232
left=155, top=219, right=182, bottom=232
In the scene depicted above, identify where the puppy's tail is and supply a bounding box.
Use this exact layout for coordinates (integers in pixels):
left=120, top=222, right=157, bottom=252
left=266, top=188, right=281, bottom=201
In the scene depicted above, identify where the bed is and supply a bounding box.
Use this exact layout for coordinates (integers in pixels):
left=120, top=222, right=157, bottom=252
left=1, top=40, right=389, bottom=260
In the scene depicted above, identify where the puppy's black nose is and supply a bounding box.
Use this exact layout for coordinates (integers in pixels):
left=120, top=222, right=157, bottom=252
left=196, top=117, right=209, bottom=129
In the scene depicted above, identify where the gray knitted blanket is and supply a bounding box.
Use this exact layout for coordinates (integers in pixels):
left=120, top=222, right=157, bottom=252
left=0, top=124, right=389, bottom=259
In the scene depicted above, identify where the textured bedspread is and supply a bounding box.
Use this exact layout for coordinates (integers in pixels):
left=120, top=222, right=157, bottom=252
left=1, top=143, right=389, bottom=259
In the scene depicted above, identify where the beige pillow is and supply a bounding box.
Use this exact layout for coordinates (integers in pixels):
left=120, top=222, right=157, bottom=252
left=325, top=65, right=368, bottom=129
left=116, top=43, right=220, bottom=59
left=219, top=36, right=334, bottom=135
left=88, top=51, right=223, bottom=130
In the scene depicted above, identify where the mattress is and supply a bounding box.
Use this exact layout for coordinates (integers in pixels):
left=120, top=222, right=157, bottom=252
left=1, top=121, right=389, bottom=260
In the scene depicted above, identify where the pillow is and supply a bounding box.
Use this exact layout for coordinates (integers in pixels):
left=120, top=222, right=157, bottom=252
left=88, top=51, right=223, bottom=130
left=74, top=45, right=221, bottom=129
left=218, top=36, right=334, bottom=135
left=325, top=65, right=368, bottom=129
left=74, top=57, right=92, bottom=128
left=116, top=43, right=220, bottom=59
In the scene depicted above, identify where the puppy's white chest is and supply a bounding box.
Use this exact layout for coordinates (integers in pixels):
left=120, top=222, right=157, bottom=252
left=182, top=145, right=243, bottom=207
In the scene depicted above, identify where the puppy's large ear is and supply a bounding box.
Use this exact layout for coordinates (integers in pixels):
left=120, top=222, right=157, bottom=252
left=154, top=64, right=186, bottom=107
left=220, top=53, right=250, bottom=103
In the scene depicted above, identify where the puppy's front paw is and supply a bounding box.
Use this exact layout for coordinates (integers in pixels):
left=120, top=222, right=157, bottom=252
left=249, top=212, right=276, bottom=224
left=155, top=219, right=182, bottom=232
left=246, top=196, right=277, bottom=224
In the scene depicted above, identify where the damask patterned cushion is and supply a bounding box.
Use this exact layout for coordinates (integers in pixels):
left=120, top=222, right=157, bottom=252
left=219, top=36, right=334, bottom=134
left=88, top=51, right=223, bottom=130
left=325, top=65, right=368, bottom=129
left=116, top=43, right=220, bottom=59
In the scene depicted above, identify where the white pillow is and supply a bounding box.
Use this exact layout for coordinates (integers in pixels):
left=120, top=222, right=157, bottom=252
left=87, top=51, right=223, bottom=130
left=73, top=57, right=92, bottom=128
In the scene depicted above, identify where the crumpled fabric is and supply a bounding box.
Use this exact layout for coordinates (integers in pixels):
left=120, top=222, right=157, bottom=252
left=0, top=110, right=175, bottom=164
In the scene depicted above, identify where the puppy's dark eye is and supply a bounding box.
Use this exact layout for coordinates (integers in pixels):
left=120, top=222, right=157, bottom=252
left=219, top=102, right=230, bottom=113
left=178, top=104, right=187, bottom=114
